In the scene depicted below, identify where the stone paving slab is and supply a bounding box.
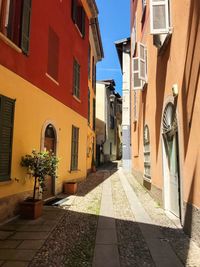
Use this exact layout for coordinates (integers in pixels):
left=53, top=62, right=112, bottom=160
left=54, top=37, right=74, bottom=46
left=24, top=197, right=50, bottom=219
left=17, top=224, right=53, bottom=232
left=10, top=231, right=49, bottom=240
left=17, top=240, right=45, bottom=250
left=93, top=176, right=120, bottom=267
left=0, top=231, right=14, bottom=240
left=2, top=261, right=29, bottom=267
left=96, top=228, right=118, bottom=244
left=0, top=249, right=36, bottom=261
left=98, top=217, right=115, bottom=229
left=0, top=240, right=21, bottom=249
left=93, top=244, right=120, bottom=267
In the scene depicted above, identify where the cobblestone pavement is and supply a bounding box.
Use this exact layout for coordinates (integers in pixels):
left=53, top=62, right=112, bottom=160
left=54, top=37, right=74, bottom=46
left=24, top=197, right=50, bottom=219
left=125, top=171, right=200, bottom=267
left=1, top=162, right=200, bottom=266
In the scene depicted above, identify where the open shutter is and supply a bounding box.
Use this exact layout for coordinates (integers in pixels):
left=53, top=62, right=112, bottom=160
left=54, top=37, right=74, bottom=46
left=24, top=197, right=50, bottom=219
left=150, top=0, right=169, bottom=34
left=71, top=0, right=77, bottom=22
left=81, top=7, right=85, bottom=37
left=0, top=95, right=15, bottom=181
left=21, top=0, right=32, bottom=54
left=132, top=57, right=143, bottom=90
left=138, top=42, right=147, bottom=82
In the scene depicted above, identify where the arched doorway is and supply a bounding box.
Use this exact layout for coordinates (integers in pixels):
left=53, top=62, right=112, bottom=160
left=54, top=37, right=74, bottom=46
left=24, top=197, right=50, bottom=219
left=42, top=123, right=57, bottom=200
left=162, top=102, right=181, bottom=219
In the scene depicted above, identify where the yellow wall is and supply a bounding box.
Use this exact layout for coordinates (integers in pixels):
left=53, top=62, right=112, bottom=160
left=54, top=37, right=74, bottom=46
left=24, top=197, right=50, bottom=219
left=0, top=65, right=88, bottom=199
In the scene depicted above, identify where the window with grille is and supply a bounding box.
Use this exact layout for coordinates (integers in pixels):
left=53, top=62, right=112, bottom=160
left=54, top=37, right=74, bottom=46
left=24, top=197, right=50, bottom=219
left=0, top=95, right=15, bottom=181
left=0, top=0, right=32, bottom=54
left=143, top=125, right=151, bottom=181
left=70, top=126, right=79, bottom=171
left=73, top=58, right=80, bottom=98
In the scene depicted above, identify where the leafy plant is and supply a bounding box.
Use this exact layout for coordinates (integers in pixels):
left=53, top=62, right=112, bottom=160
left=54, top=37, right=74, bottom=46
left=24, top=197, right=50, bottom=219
left=21, top=150, right=59, bottom=200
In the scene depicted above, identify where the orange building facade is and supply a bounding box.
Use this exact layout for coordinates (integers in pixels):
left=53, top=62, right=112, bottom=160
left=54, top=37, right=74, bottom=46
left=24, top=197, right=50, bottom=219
left=130, top=0, right=200, bottom=238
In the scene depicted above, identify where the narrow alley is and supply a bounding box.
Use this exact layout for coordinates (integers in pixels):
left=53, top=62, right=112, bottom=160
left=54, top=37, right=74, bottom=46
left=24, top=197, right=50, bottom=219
left=0, top=163, right=199, bottom=267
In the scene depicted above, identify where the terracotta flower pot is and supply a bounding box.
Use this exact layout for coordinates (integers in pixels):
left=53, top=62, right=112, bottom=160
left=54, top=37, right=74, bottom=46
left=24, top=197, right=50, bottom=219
left=20, top=198, right=43, bottom=219
left=64, top=182, right=77, bottom=194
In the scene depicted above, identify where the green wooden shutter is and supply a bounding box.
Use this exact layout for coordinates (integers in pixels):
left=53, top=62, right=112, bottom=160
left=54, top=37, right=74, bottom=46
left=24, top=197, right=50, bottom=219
left=0, top=95, right=15, bottom=181
left=21, top=0, right=32, bottom=55
left=71, top=0, right=77, bottom=22
left=71, top=126, right=79, bottom=171
left=81, top=8, right=85, bottom=37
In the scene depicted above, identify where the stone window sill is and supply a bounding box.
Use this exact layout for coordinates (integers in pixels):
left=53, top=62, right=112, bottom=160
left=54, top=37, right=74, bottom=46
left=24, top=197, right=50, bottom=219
left=0, top=33, right=22, bottom=53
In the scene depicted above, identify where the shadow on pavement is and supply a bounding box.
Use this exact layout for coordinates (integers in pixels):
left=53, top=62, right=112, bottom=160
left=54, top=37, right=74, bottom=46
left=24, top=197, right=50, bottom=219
left=76, top=161, right=118, bottom=197
left=25, top=209, right=192, bottom=267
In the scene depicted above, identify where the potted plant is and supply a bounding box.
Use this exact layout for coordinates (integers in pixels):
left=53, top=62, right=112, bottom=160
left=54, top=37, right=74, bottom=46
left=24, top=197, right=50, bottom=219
left=20, top=150, right=59, bottom=219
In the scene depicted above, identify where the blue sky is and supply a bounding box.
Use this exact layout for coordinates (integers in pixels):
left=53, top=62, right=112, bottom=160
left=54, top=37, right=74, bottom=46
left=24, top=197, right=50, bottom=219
left=96, top=0, right=130, bottom=95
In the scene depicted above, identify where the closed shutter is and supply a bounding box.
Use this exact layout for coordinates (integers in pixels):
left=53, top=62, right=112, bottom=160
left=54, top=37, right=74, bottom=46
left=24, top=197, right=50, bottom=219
left=21, top=0, right=32, bottom=54
left=81, top=7, right=85, bottom=37
left=71, top=126, right=79, bottom=171
left=150, top=0, right=170, bottom=34
left=0, top=95, right=15, bottom=181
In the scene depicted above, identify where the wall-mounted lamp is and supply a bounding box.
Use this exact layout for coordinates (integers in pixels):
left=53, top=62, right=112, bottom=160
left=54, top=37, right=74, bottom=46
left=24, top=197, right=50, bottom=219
left=109, top=94, right=115, bottom=103
left=172, top=84, right=178, bottom=97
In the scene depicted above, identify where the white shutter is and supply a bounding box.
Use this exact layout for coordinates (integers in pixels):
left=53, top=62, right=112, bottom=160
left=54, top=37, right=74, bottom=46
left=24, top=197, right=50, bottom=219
left=132, top=57, right=143, bottom=90
left=150, top=0, right=170, bottom=34
left=138, top=42, right=146, bottom=82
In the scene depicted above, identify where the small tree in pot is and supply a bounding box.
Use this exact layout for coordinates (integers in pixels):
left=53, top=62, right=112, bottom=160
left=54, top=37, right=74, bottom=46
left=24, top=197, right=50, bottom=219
left=20, top=150, right=59, bottom=219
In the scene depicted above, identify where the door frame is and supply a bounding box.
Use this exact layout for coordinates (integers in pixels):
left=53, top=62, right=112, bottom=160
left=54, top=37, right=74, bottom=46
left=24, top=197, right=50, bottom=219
left=161, top=98, right=184, bottom=224
left=40, top=120, right=59, bottom=196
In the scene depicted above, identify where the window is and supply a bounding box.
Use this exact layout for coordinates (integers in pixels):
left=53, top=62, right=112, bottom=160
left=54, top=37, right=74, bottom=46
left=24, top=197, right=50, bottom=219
left=71, top=0, right=85, bottom=37
left=71, top=126, right=79, bottom=171
left=47, top=27, right=59, bottom=81
left=150, top=0, right=171, bottom=34
left=143, top=125, right=151, bottom=181
left=0, top=0, right=32, bottom=54
left=73, top=58, right=80, bottom=98
left=110, top=115, right=115, bottom=129
left=88, top=89, right=90, bottom=124
left=0, top=95, right=15, bottom=181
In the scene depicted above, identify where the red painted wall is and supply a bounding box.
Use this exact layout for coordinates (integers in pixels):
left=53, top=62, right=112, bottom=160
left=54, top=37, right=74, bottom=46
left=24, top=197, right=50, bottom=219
left=0, top=0, right=89, bottom=118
